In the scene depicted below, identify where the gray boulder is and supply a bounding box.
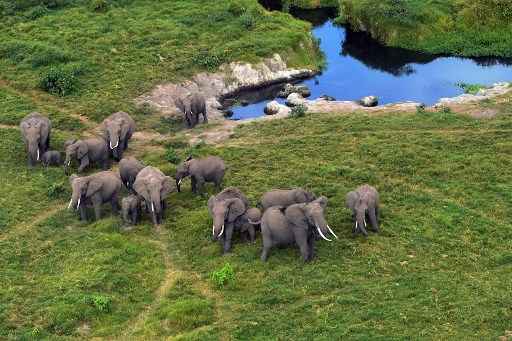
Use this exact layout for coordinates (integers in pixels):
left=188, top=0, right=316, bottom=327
left=264, top=101, right=281, bottom=115
left=278, top=83, right=311, bottom=98
left=359, top=96, right=378, bottom=107
left=286, top=93, right=306, bottom=107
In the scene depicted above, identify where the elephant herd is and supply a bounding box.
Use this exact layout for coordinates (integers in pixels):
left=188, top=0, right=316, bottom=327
left=20, top=111, right=381, bottom=262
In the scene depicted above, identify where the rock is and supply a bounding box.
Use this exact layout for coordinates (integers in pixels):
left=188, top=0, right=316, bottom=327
left=320, top=95, right=336, bottom=101
left=286, top=93, right=305, bottom=107
left=359, top=96, right=378, bottom=107
left=222, top=109, right=234, bottom=117
left=278, top=83, right=311, bottom=98
left=264, top=100, right=281, bottom=115
left=240, top=100, right=249, bottom=106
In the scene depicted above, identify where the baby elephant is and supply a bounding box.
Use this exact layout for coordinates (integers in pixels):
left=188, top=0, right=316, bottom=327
left=121, top=194, right=142, bottom=226
left=237, top=207, right=262, bottom=243
left=175, top=156, right=225, bottom=194
left=41, top=150, right=61, bottom=167
left=346, top=184, right=380, bottom=236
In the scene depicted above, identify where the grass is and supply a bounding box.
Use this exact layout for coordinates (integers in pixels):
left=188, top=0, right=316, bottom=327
left=339, top=0, right=512, bottom=57
left=457, top=82, right=485, bottom=95
left=0, top=0, right=321, bottom=127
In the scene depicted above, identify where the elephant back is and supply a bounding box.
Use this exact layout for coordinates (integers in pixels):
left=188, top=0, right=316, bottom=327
left=20, top=112, right=51, bottom=133
left=212, top=187, right=249, bottom=208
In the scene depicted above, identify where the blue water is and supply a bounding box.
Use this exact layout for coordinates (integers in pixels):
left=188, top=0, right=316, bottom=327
left=228, top=13, right=512, bottom=120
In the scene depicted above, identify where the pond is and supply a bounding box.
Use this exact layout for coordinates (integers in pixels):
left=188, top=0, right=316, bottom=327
left=227, top=6, right=512, bottom=120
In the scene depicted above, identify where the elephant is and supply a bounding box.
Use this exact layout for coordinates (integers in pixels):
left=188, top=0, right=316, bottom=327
left=237, top=207, right=262, bottom=243
left=174, top=93, right=208, bottom=128
left=101, top=111, right=136, bottom=160
left=119, top=157, right=145, bottom=191
left=207, top=187, right=249, bottom=254
left=19, top=112, right=51, bottom=167
left=260, top=196, right=338, bottom=262
left=260, top=188, right=316, bottom=211
left=41, top=150, right=62, bottom=167
left=68, top=171, right=122, bottom=221
left=175, top=156, right=225, bottom=194
left=346, top=184, right=380, bottom=236
left=64, top=138, right=110, bottom=174
left=121, top=194, right=142, bottom=226
left=133, top=166, right=176, bottom=226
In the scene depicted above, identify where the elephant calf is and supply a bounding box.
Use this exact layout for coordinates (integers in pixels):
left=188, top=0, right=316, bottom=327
left=237, top=207, right=262, bottom=243
left=41, top=150, right=61, bottom=167
left=260, top=197, right=338, bottom=262
left=175, top=156, right=225, bottom=194
left=121, top=194, right=142, bottom=225
left=346, top=184, right=380, bottom=236
left=208, top=187, right=250, bottom=254
left=68, top=171, right=122, bottom=221
left=261, top=188, right=316, bottom=211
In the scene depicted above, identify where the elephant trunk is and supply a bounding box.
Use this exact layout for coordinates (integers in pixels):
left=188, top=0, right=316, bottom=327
left=149, top=191, right=162, bottom=225
left=176, top=177, right=182, bottom=193
left=311, top=212, right=333, bottom=242
left=212, top=215, right=225, bottom=240
left=28, top=140, right=40, bottom=163
left=369, top=207, right=379, bottom=232
left=356, top=210, right=368, bottom=236
left=69, top=190, right=82, bottom=211
left=109, top=133, right=120, bottom=150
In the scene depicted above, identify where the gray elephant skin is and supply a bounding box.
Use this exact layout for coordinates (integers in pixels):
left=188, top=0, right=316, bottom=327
left=260, top=197, right=338, bottom=262
left=64, top=138, right=110, bottom=173
left=346, top=184, right=380, bottom=236
left=119, top=157, right=145, bottom=191
left=261, top=188, right=316, bottom=211
left=121, top=194, right=142, bottom=225
left=68, top=171, right=122, bottom=221
left=101, top=111, right=135, bottom=160
left=174, top=93, right=208, bottom=128
left=19, top=112, right=51, bottom=167
left=41, top=150, right=61, bottom=167
left=175, top=156, right=225, bottom=194
left=133, top=166, right=176, bottom=226
left=237, top=207, right=262, bottom=243
left=208, top=187, right=249, bottom=254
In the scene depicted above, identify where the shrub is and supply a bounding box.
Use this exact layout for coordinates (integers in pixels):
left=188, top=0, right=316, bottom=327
left=456, top=82, right=485, bottom=95
left=416, top=104, right=426, bottom=114
left=240, top=12, right=255, bottom=29
left=24, top=5, right=48, bottom=19
left=211, top=263, right=235, bottom=288
left=227, top=1, right=246, bottom=16
left=83, top=294, right=112, bottom=313
left=166, top=147, right=180, bottom=164
left=90, top=0, right=108, bottom=12
left=39, top=65, right=82, bottom=96
left=290, top=104, right=307, bottom=118
left=134, top=102, right=155, bottom=116
left=47, top=182, right=66, bottom=199
left=191, top=49, right=226, bottom=72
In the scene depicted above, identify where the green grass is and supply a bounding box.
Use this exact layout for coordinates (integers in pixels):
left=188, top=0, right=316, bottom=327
left=339, top=0, right=512, bottom=57
left=0, top=0, right=321, bottom=126
left=456, top=82, right=485, bottom=95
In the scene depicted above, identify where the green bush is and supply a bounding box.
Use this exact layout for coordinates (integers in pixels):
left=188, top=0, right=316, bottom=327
left=210, top=263, right=235, bottom=288
left=191, top=49, right=226, bottom=71
left=165, top=147, right=180, bottom=164
left=47, top=182, right=66, bottom=199
left=240, top=12, right=255, bottom=29
left=227, top=1, right=246, bottom=16
left=90, top=0, right=108, bottom=12
left=39, top=67, right=78, bottom=96
left=456, top=82, right=485, bottom=95
left=24, top=5, right=48, bottom=19
left=83, top=294, right=112, bottom=313
left=290, top=104, right=307, bottom=118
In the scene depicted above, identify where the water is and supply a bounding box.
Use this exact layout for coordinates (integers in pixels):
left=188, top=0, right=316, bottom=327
left=228, top=7, right=512, bottom=120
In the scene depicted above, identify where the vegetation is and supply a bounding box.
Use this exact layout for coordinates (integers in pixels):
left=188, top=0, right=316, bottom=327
left=339, top=0, right=512, bottom=57
left=457, top=82, right=485, bottom=95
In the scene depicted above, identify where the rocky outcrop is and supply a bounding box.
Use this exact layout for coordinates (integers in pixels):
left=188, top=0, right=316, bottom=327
left=136, top=54, right=315, bottom=121
left=436, top=82, right=511, bottom=106
left=278, top=83, right=311, bottom=98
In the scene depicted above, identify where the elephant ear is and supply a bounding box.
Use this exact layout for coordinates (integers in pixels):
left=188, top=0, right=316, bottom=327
left=285, top=204, right=309, bottom=229
left=86, top=178, right=102, bottom=197
left=161, top=176, right=176, bottom=199
left=293, top=189, right=308, bottom=203
left=77, top=141, right=88, bottom=159
left=174, top=97, right=185, bottom=112
left=119, top=118, right=130, bottom=140
left=133, top=178, right=150, bottom=202
left=39, top=119, right=50, bottom=144
left=345, top=191, right=359, bottom=209
left=314, top=196, right=328, bottom=209
left=227, top=198, right=246, bottom=223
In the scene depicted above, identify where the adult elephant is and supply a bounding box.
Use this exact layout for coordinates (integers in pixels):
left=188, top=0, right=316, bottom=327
left=64, top=138, right=110, bottom=173
left=68, top=171, right=122, bottom=221
left=174, top=93, right=208, bottom=128
left=260, top=197, right=338, bottom=262
left=119, top=157, right=145, bottom=191
left=133, top=166, right=176, bottom=226
left=260, top=188, right=316, bottom=211
left=175, top=156, right=225, bottom=194
left=208, top=187, right=249, bottom=254
left=346, top=184, right=380, bottom=236
left=101, top=111, right=135, bottom=160
left=19, top=112, right=51, bottom=167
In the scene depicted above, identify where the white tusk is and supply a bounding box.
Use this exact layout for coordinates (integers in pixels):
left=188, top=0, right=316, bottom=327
left=248, top=219, right=260, bottom=225
left=37, top=149, right=40, bottom=161
left=77, top=197, right=81, bottom=210
left=212, top=224, right=215, bottom=236
left=218, top=224, right=224, bottom=237
left=68, top=199, right=73, bottom=209
left=151, top=202, right=155, bottom=212
left=178, top=179, right=182, bottom=186
left=327, top=225, right=338, bottom=239
left=364, top=218, right=367, bottom=227
left=356, top=221, right=359, bottom=229
left=67, top=160, right=71, bottom=166
left=317, top=225, right=332, bottom=242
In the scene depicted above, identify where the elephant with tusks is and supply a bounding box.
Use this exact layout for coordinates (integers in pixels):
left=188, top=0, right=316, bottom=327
left=101, top=111, right=135, bottom=160
left=20, top=112, right=51, bottom=167
left=346, top=184, right=380, bottom=236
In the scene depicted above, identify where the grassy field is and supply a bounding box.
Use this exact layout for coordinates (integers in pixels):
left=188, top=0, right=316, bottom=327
left=338, top=0, right=512, bottom=57
left=2, top=98, right=512, bottom=338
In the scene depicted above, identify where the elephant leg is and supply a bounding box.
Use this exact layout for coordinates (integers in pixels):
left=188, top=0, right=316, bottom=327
left=248, top=225, right=256, bottom=243
left=78, top=158, right=89, bottom=173
left=203, top=112, right=208, bottom=124
left=79, top=205, right=88, bottom=221
left=111, top=194, right=120, bottom=214
left=293, top=228, right=310, bottom=262
left=132, top=209, right=138, bottom=224
left=151, top=211, right=158, bottom=226
left=195, top=176, right=205, bottom=194
left=91, top=197, right=102, bottom=220
left=369, top=207, right=379, bottom=232
left=223, top=223, right=234, bottom=254
left=307, top=235, right=315, bottom=261
left=191, top=176, right=197, bottom=194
